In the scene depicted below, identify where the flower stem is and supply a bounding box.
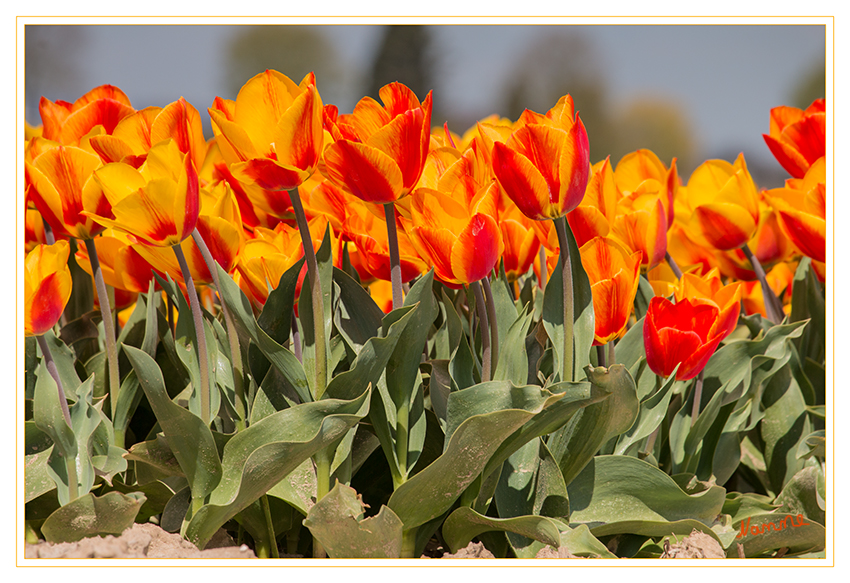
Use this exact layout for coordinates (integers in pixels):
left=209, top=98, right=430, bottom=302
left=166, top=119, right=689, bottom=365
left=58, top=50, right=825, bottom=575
left=665, top=251, right=683, bottom=280
left=741, top=244, right=784, bottom=324
left=471, top=281, right=491, bottom=382
left=36, top=334, right=72, bottom=429
left=608, top=341, right=615, bottom=367
left=481, top=277, right=499, bottom=377
left=261, top=494, right=279, bottom=558
left=554, top=216, right=575, bottom=383
left=291, top=311, right=302, bottom=363
left=173, top=245, right=212, bottom=426
left=538, top=246, right=547, bottom=290
left=596, top=344, right=607, bottom=368
left=384, top=203, right=403, bottom=310
left=84, top=238, right=120, bottom=421
left=400, top=528, right=418, bottom=558
left=191, top=229, right=246, bottom=430
left=691, top=370, right=704, bottom=427
left=288, top=190, right=327, bottom=400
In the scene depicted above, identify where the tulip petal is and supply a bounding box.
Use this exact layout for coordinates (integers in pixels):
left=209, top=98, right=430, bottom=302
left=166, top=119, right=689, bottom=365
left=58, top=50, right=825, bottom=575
left=492, top=141, right=552, bottom=221
left=410, top=226, right=457, bottom=284
left=451, top=214, right=502, bottom=284
left=322, top=140, right=404, bottom=204
left=27, top=271, right=73, bottom=336
left=777, top=208, right=826, bottom=263
left=691, top=203, right=757, bottom=250
left=557, top=115, right=591, bottom=215
left=763, top=134, right=810, bottom=179
left=234, top=70, right=299, bottom=155
left=60, top=98, right=135, bottom=144
left=368, top=107, right=427, bottom=192
left=271, top=83, right=323, bottom=172
left=231, top=159, right=309, bottom=192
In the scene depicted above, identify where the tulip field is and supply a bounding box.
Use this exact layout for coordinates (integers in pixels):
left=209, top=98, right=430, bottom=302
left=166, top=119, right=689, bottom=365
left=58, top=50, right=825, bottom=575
left=23, top=72, right=827, bottom=559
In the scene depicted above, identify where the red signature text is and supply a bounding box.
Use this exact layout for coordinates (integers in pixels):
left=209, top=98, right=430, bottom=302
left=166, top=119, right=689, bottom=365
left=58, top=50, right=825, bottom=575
left=736, top=514, right=810, bottom=539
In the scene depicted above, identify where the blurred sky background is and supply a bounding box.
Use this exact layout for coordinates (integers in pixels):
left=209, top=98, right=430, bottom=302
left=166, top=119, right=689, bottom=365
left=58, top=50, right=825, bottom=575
left=24, top=24, right=825, bottom=186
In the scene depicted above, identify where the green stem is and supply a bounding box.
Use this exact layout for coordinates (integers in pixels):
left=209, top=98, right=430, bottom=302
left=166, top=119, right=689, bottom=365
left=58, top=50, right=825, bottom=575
left=395, top=401, right=410, bottom=488
left=312, top=448, right=332, bottom=558
left=481, top=277, right=499, bottom=377
left=400, top=528, right=418, bottom=558
left=538, top=245, right=547, bottom=289
left=288, top=190, right=327, bottom=400
left=471, top=281, right=491, bottom=382
left=596, top=344, right=607, bottom=368
left=191, top=229, right=246, bottom=431
left=384, top=203, right=403, bottom=310
left=84, top=238, right=120, bottom=421
left=173, top=244, right=211, bottom=426
left=554, top=216, right=575, bottom=382
left=691, top=370, right=705, bottom=427
left=261, top=494, right=279, bottom=558
left=741, top=244, right=784, bottom=324
left=607, top=341, right=615, bottom=367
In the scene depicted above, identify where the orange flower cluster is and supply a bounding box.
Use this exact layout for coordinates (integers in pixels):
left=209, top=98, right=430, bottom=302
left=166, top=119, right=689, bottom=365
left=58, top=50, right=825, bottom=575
left=24, top=75, right=826, bottom=388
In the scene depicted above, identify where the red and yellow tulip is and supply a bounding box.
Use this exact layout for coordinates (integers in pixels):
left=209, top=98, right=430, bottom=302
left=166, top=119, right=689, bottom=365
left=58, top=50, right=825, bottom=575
left=764, top=157, right=826, bottom=263
left=763, top=99, right=825, bottom=179
left=39, top=85, right=135, bottom=147
left=322, top=82, right=433, bottom=204
left=25, top=241, right=73, bottom=337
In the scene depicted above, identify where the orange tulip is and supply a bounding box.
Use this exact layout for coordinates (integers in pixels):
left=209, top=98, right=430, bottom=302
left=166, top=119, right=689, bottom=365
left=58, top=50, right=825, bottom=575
left=75, top=231, right=160, bottom=294
left=491, top=95, right=590, bottom=221
left=322, top=82, right=433, bottom=204
left=26, top=145, right=112, bottom=240
left=764, top=157, right=826, bottom=263
left=643, top=296, right=726, bottom=381
left=742, top=262, right=795, bottom=318
left=613, top=149, right=678, bottom=230
left=675, top=269, right=742, bottom=341
left=610, top=197, right=668, bottom=272
left=236, top=222, right=306, bottom=309
left=86, top=139, right=200, bottom=247
left=25, top=208, right=50, bottom=254
left=684, top=153, right=760, bottom=251
left=579, top=236, right=641, bottom=345
left=763, top=99, right=825, bottom=179
left=25, top=241, right=73, bottom=337
left=408, top=187, right=502, bottom=286
left=209, top=70, right=324, bottom=192
left=39, top=85, right=135, bottom=146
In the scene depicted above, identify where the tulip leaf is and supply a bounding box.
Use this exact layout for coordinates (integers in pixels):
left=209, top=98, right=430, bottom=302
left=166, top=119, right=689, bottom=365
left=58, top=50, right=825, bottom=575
left=257, top=257, right=305, bottom=345
left=773, top=465, right=825, bottom=526
left=613, top=315, right=646, bottom=371
left=40, top=330, right=83, bottom=400
left=267, top=457, right=317, bottom=517
left=492, top=303, right=533, bottom=386
left=762, top=365, right=811, bottom=493
left=614, top=365, right=676, bottom=455
left=124, top=434, right=185, bottom=478
left=494, top=438, right=570, bottom=557
left=184, top=386, right=371, bottom=549
left=41, top=491, right=146, bottom=544
left=125, top=345, right=222, bottom=504
left=25, top=446, right=56, bottom=503
left=567, top=455, right=728, bottom=543
left=555, top=523, right=618, bottom=558
left=442, top=506, right=562, bottom=554
left=541, top=222, right=594, bottom=383
left=388, top=380, right=593, bottom=530
left=548, top=364, right=639, bottom=487
left=216, top=263, right=311, bottom=403
left=304, top=482, right=404, bottom=558
left=298, top=226, right=334, bottom=399
left=333, top=266, right=384, bottom=352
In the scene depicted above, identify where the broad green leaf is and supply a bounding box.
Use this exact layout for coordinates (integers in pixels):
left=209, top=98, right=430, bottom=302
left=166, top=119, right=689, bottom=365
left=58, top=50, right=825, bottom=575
left=267, top=457, right=317, bottom=517
left=761, top=366, right=811, bottom=493
left=184, top=387, right=371, bottom=549
left=216, top=263, right=311, bottom=403
left=41, top=491, right=146, bottom=544
left=258, top=257, right=305, bottom=345
left=722, top=491, right=779, bottom=525
left=235, top=497, right=294, bottom=554
left=25, top=446, right=56, bottom=503
left=615, top=366, right=677, bottom=455
left=633, top=274, right=654, bottom=321
left=388, top=381, right=589, bottom=530
left=39, top=330, right=82, bottom=400
left=568, top=456, right=727, bottom=541
left=124, top=434, right=185, bottom=478
left=125, top=345, right=221, bottom=503
left=333, top=266, right=383, bottom=352
left=298, top=226, right=334, bottom=399
left=555, top=523, right=618, bottom=558
left=107, top=478, right=178, bottom=523
left=774, top=465, right=825, bottom=526
left=442, top=506, right=561, bottom=554
left=549, top=365, right=639, bottom=486
left=304, top=482, right=404, bottom=558
left=492, top=304, right=533, bottom=386
left=541, top=223, right=594, bottom=383
left=615, top=316, right=646, bottom=371
left=797, top=429, right=825, bottom=460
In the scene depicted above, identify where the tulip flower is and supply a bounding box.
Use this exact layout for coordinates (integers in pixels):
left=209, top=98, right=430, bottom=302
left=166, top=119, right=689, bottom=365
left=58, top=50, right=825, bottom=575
left=579, top=236, right=641, bottom=345
left=764, top=157, right=826, bottom=263
left=39, top=84, right=135, bottom=146
left=25, top=241, right=73, bottom=337
left=742, top=262, right=795, bottom=319
left=322, top=82, right=433, bottom=205
left=685, top=153, right=760, bottom=251
left=491, top=95, right=591, bottom=222
left=643, top=296, right=727, bottom=381
left=87, top=139, right=200, bottom=247
left=613, top=149, right=678, bottom=230
left=610, top=197, right=668, bottom=272
left=75, top=231, right=160, bottom=295
left=26, top=145, right=112, bottom=240
left=210, top=70, right=324, bottom=192
left=763, top=99, right=825, bottom=179
left=675, top=269, right=743, bottom=341
left=236, top=222, right=306, bottom=310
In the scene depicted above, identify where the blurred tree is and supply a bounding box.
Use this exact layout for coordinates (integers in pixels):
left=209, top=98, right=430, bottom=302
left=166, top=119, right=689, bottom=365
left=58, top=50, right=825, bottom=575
left=25, top=26, right=86, bottom=126
left=366, top=25, right=434, bottom=106
left=224, top=26, right=346, bottom=106
left=791, top=56, right=826, bottom=109
left=611, top=98, right=697, bottom=175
